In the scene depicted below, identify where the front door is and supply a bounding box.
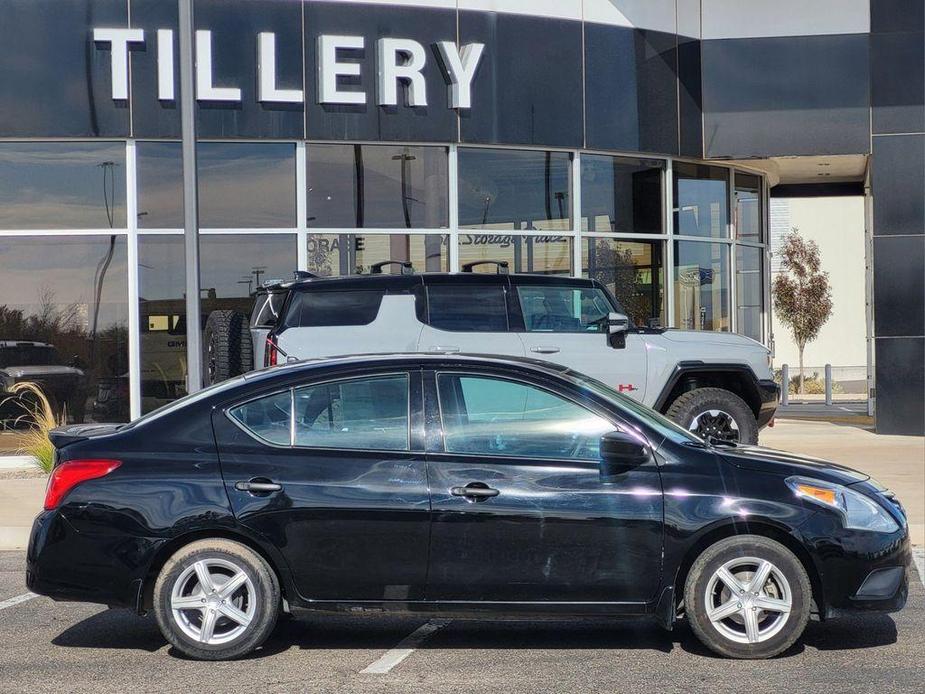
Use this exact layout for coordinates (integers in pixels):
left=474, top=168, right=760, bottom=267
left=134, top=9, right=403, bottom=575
left=213, top=369, right=430, bottom=602
left=512, top=283, right=649, bottom=401
left=424, top=370, right=663, bottom=604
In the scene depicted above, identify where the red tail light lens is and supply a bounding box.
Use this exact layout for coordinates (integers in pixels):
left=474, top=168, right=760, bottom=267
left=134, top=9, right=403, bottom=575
left=44, top=459, right=122, bottom=510
left=265, top=336, right=278, bottom=366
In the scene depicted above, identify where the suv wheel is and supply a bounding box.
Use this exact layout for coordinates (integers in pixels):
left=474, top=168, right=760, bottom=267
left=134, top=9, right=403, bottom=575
left=204, top=310, right=253, bottom=386
left=153, top=539, right=280, bottom=661
left=666, top=387, right=758, bottom=445
left=684, top=535, right=811, bottom=659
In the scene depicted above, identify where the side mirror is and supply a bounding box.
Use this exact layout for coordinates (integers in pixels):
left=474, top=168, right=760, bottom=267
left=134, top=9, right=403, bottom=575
left=599, top=430, right=651, bottom=481
left=607, top=312, right=629, bottom=349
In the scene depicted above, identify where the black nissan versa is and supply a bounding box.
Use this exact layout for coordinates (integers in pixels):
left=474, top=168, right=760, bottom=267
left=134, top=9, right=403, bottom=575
left=27, top=354, right=909, bottom=661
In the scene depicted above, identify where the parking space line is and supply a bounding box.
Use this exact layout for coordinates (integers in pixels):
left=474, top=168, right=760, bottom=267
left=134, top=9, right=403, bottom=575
left=0, top=592, right=37, bottom=611
left=361, top=620, right=449, bottom=674
left=913, top=548, right=924, bottom=587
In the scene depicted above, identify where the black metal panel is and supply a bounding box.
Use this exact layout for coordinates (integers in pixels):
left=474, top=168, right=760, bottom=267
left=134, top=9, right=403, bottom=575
left=871, top=135, right=925, bottom=237
left=458, top=11, right=583, bottom=148
left=701, top=34, right=871, bottom=158
left=0, top=0, right=129, bottom=137
left=869, top=6, right=925, bottom=135
left=303, top=1, right=457, bottom=143
left=875, top=337, right=925, bottom=435
left=584, top=23, right=679, bottom=155
left=677, top=35, right=703, bottom=158
left=873, top=235, right=925, bottom=339
left=129, top=0, right=179, bottom=138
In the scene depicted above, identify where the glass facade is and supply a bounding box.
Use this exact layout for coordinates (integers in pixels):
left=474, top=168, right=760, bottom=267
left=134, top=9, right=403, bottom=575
left=0, top=140, right=769, bottom=422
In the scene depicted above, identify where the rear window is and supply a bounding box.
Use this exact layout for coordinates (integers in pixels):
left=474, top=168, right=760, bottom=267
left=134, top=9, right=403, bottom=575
left=426, top=284, right=509, bottom=332
left=251, top=291, right=286, bottom=328
left=290, top=290, right=384, bottom=327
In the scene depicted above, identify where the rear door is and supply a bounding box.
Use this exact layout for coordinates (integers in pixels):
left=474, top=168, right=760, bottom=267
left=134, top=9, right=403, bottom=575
left=212, top=368, right=431, bottom=601
left=512, top=282, right=649, bottom=400
left=417, top=275, right=525, bottom=356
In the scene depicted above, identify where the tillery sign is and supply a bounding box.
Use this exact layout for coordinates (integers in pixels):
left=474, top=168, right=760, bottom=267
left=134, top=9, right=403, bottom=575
left=93, top=28, right=484, bottom=108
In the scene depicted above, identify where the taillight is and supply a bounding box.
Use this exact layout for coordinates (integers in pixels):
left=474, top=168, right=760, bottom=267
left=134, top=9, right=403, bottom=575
left=44, top=459, right=121, bottom=510
left=265, top=336, right=278, bottom=366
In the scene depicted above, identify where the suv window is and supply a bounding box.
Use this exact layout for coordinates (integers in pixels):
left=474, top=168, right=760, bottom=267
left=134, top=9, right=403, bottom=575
left=294, top=374, right=409, bottom=450
left=229, top=390, right=292, bottom=445
left=436, top=374, right=614, bottom=460
left=427, top=284, right=508, bottom=332
left=516, top=286, right=614, bottom=333
left=251, top=290, right=286, bottom=328
left=290, top=290, right=384, bottom=327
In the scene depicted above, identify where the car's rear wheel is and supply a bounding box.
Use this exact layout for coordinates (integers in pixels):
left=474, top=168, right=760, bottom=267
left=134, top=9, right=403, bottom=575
left=684, top=535, right=811, bottom=659
left=204, top=310, right=252, bottom=386
left=153, top=539, right=280, bottom=661
left=666, top=387, right=759, bottom=445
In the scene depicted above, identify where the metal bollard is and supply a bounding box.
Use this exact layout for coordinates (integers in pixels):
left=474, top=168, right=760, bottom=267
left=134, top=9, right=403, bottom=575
left=781, top=364, right=789, bottom=406
left=825, top=364, right=833, bottom=406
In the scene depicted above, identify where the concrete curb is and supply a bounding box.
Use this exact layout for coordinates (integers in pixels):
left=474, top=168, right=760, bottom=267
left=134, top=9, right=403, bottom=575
left=0, top=455, right=37, bottom=471
left=0, top=527, right=30, bottom=550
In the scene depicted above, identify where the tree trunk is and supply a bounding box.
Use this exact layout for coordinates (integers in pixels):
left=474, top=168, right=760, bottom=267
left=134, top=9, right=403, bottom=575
left=798, top=346, right=805, bottom=395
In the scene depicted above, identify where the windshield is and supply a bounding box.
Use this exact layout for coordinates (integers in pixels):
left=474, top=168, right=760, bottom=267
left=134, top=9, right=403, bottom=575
left=126, top=374, right=248, bottom=427
left=0, top=345, right=61, bottom=368
left=568, top=370, right=704, bottom=445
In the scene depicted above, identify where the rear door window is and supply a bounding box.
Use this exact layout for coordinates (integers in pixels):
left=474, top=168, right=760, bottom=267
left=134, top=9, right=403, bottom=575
left=228, top=390, right=292, bottom=445
left=291, top=290, right=384, bottom=327
left=427, top=284, right=508, bottom=332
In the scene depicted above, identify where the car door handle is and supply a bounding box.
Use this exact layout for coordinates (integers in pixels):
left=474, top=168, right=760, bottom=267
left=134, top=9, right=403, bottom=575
left=235, top=479, right=282, bottom=494
left=530, top=346, right=560, bottom=354
left=451, top=484, right=500, bottom=500
left=429, top=345, right=460, bottom=353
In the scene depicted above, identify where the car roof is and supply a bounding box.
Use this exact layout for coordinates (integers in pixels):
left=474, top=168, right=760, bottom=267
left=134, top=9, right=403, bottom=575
left=283, top=272, right=599, bottom=293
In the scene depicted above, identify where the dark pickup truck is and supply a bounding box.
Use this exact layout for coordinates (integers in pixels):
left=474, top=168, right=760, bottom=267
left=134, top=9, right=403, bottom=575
left=0, top=341, right=85, bottom=427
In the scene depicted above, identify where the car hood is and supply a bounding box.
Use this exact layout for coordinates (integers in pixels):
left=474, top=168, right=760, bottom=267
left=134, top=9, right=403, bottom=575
left=658, top=329, right=764, bottom=349
left=1, top=365, right=84, bottom=379
left=718, top=444, right=869, bottom=486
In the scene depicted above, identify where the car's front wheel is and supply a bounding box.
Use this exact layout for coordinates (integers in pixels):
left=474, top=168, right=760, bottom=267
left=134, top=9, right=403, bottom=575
left=684, top=535, right=811, bottom=659
left=666, top=387, right=759, bottom=445
left=153, top=539, right=280, bottom=660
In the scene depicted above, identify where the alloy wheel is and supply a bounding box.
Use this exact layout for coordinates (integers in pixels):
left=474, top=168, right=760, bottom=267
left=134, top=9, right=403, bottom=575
left=689, top=409, right=740, bottom=443
left=704, top=556, right=792, bottom=645
left=170, top=558, right=256, bottom=645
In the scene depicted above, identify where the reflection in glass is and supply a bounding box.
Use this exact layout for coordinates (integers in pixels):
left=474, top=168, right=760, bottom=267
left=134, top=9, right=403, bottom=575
left=674, top=163, right=728, bottom=238
left=136, top=142, right=296, bottom=228
left=306, top=145, right=448, bottom=228
left=736, top=245, right=763, bottom=342
left=306, top=234, right=448, bottom=276
left=0, top=237, right=129, bottom=447
left=735, top=173, right=762, bottom=242
left=582, top=238, right=665, bottom=327
left=580, top=155, right=663, bottom=234
left=458, top=148, right=572, bottom=230
left=459, top=234, right=571, bottom=275
left=0, top=142, right=126, bottom=229
left=673, top=241, right=730, bottom=332
left=139, top=234, right=296, bottom=412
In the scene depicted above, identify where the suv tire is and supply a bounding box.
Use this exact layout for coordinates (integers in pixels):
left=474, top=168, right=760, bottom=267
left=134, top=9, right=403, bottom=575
left=684, top=535, right=811, bottom=659
left=666, top=387, right=758, bottom=444
left=153, top=539, right=280, bottom=661
left=204, top=310, right=252, bottom=386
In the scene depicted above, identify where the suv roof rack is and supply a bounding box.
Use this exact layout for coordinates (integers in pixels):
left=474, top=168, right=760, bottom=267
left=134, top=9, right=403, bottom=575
left=369, top=260, right=414, bottom=275
left=462, top=260, right=509, bottom=274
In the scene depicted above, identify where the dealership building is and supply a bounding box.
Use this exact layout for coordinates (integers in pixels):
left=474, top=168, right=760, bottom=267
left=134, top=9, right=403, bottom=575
left=0, top=0, right=922, bottom=438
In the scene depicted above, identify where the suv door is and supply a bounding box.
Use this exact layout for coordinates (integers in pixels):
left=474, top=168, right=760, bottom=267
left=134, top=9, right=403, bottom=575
left=423, top=369, right=663, bottom=605
left=512, top=282, right=648, bottom=401
left=212, top=369, right=430, bottom=601
left=417, top=276, right=525, bottom=357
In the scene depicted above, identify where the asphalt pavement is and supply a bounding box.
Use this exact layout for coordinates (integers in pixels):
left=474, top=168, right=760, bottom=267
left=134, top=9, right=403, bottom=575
left=1, top=550, right=923, bottom=694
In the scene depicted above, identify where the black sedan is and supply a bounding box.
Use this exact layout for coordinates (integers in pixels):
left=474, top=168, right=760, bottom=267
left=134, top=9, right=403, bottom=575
left=27, top=354, right=910, bottom=661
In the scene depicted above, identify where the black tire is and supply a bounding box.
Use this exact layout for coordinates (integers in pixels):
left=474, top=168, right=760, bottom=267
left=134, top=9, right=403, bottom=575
left=153, top=539, right=280, bottom=661
left=684, top=535, right=811, bottom=659
left=666, top=387, right=759, bottom=445
left=204, top=310, right=253, bottom=386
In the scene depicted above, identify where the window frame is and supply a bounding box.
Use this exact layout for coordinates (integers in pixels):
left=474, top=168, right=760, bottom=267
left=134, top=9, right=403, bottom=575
left=431, top=369, right=628, bottom=464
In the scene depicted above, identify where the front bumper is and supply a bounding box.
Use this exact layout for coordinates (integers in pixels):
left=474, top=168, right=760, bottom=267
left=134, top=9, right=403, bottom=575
left=756, top=379, right=779, bottom=428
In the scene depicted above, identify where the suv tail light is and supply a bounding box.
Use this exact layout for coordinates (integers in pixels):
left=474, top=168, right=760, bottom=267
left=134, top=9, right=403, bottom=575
left=265, top=336, right=278, bottom=367
left=44, top=459, right=121, bottom=510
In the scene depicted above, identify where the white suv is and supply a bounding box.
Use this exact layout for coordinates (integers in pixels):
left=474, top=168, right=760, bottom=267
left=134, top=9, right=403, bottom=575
left=205, top=266, right=779, bottom=444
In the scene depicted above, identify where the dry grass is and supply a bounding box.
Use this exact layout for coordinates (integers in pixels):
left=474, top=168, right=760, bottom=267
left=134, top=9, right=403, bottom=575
left=0, top=382, right=64, bottom=474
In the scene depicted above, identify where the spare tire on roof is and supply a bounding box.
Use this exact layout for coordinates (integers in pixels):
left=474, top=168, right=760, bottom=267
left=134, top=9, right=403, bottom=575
left=203, top=310, right=253, bottom=386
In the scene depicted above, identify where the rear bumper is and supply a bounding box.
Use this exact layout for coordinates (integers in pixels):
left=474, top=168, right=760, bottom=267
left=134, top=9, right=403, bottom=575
left=756, top=379, right=779, bottom=428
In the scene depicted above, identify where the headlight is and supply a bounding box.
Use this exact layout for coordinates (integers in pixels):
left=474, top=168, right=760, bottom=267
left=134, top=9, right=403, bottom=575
left=786, top=476, right=899, bottom=533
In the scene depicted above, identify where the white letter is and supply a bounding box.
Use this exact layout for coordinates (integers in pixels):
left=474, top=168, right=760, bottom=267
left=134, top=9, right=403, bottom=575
left=157, top=29, right=174, bottom=101
left=257, top=32, right=303, bottom=103
left=195, top=30, right=241, bottom=101
left=93, top=28, right=145, bottom=101
left=435, top=41, right=484, bottom=109
left=317, top=34, right=366, bottom=105
left=376, top=38, right=428, bottom=107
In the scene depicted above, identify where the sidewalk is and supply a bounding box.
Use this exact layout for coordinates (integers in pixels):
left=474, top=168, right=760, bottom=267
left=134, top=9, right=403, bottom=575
left=0, top=474, right=44, bottom=550
left=762, top=419, right=925, bottom=546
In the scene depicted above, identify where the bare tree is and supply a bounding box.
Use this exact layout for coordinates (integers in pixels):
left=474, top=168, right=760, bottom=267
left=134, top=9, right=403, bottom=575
left=773, top=229, right=833, bottom=394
